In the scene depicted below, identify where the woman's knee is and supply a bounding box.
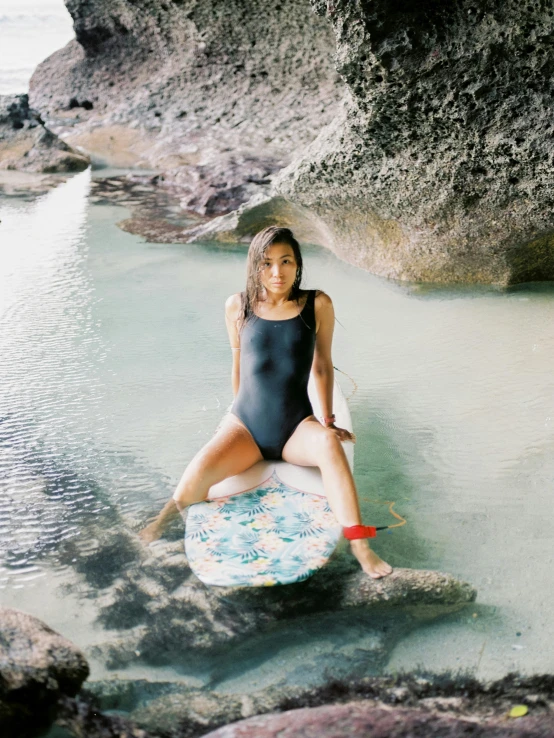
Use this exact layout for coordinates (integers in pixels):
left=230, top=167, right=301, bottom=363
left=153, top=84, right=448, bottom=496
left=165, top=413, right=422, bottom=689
left=318, top=427, right=344, bottom=457
left=173, top=457, right=211, bottom=506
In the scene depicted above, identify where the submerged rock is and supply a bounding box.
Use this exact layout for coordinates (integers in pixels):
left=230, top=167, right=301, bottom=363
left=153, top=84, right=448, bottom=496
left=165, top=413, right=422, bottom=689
left=86, top=534, right=475, bottom=680
left=0, top=94, right=89, bottom=174
left=62, top=672, right=554, bottom=738
left=0, top=606, right=89, bottom=737
left=2, top=600, right=552, bottom=738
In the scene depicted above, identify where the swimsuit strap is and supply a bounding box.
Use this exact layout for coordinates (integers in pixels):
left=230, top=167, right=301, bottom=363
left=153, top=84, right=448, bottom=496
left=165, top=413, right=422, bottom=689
left=301, top=289, right=315, bottom=314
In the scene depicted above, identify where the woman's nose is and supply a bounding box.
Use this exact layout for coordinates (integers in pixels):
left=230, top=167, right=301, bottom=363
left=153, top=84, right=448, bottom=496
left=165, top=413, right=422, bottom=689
left=271, top=264, right=281, bottom=276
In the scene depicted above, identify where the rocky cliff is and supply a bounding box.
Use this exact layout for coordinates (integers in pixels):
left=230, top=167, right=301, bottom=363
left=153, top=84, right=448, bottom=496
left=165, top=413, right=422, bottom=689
left=274, top=0, right=554, bottom=285
left=29, top=0, right=554, bottom=284
left=29, top=0, right=343, bottom=216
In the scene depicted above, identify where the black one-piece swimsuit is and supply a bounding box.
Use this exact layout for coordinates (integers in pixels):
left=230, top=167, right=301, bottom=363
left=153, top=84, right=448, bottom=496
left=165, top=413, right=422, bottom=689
left=231, top=289, right=317, bottom=460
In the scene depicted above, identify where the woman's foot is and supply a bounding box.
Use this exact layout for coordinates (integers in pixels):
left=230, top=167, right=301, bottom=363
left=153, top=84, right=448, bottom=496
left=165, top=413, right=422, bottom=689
left=137, top=498, right=182, bottom=545
left=137, top=520, right=163, bottom=545
left=349, top=539, right=393, bottom=579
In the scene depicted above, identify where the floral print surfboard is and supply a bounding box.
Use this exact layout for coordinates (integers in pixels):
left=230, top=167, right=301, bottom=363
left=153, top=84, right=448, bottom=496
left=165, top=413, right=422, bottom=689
left=185, top=471, right=341, bottom=587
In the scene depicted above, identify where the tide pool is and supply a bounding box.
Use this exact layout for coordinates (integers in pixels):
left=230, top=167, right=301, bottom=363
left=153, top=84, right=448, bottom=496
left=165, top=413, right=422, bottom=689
left=0, top=169, right=553, bottom=688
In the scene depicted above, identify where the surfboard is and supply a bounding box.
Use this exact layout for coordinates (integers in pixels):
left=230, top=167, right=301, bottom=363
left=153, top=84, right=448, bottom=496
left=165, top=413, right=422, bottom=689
left=185, top=374, right=353, bottom=587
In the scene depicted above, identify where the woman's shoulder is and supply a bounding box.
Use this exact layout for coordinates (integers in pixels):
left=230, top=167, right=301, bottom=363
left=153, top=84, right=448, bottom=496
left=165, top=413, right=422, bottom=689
left=225, top=292, right=243, bottom=320
left=313, top=289, right=333, bottom=309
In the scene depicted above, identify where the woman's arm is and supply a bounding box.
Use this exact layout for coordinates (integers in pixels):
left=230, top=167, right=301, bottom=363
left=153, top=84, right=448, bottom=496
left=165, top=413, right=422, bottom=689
left=312, top=290, right=335, bottom=421
left=225, top=293, right=241, bottom=397
left=312, top=291, right=355, bottom=443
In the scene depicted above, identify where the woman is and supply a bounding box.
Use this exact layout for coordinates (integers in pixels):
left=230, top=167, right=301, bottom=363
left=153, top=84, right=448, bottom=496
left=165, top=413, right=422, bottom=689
left=140, top=226, right=392, bottom=580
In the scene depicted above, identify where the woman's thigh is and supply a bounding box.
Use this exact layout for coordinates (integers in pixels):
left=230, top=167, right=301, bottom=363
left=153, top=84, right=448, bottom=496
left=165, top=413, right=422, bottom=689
left=178, top=413, right=263, bottom=490
left=281, top=416, right=337, bottom=467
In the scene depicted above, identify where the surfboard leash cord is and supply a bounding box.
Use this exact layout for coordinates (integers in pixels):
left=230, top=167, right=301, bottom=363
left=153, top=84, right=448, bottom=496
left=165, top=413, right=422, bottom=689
left=344, top=509, right=406, bottom=539
left=334, top=365, right=407, bottom=534
left=333, top=365, right=358, bottom=400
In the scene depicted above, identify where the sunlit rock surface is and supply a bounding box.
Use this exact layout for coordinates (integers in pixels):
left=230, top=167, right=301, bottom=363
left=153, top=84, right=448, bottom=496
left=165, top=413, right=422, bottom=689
left=0, top=94, right=89, bottom=173
left=0, top=606, right=89, bottom=737
left=29, top=0, right=343, bottom=216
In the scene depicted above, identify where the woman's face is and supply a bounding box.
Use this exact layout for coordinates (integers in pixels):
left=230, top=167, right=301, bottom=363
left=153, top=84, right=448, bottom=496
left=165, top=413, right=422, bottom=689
left=257, top=242, right=298, bottom=297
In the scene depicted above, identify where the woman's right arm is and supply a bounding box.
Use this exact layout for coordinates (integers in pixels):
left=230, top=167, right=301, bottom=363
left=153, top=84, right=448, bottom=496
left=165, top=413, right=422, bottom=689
left=225, top=293, right=241, bottom=398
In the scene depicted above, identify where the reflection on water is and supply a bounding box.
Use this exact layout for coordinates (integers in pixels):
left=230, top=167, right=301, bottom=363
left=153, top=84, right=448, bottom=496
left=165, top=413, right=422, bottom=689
left=0, top=169, right=553, bottom=688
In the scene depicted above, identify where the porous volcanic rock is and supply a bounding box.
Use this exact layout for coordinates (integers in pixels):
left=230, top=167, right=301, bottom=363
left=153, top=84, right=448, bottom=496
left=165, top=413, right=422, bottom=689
left=0, top=606, right=89, bottom=737
left=202, top=700, right=554, bottom=738
left=185, top=0, right=554, bottom=286
left=0, top=94, right=89, bottom=173
left=28, top=1, right=554, bottom=284
left=29, top=0, right=343, bottom=215
left=270, top=0, right=554, bottom=285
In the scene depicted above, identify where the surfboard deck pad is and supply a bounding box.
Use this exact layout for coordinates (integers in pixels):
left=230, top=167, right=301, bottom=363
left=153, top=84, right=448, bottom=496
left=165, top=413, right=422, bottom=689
left=185, top=471, right=341, bottom=587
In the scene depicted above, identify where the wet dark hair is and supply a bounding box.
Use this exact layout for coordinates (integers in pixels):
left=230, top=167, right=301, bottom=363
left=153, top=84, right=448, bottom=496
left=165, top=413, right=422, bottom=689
left=239, top=226, right=304, bottom=329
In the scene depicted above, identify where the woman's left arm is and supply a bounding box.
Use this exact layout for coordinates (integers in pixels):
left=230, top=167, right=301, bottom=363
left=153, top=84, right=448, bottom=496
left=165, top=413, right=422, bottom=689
left=312, top=292, right=355, bottom=443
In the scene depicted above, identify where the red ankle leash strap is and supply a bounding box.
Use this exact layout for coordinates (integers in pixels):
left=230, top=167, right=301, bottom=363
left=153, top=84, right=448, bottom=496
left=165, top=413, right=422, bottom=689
left=343, top=524, right=377, bottom=540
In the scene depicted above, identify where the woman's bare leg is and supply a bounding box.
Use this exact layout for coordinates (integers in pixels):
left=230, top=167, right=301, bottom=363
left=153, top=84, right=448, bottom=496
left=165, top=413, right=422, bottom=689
left=139, top=414, right=263, bottom=543
left=282, top=417, right=392, bottom=579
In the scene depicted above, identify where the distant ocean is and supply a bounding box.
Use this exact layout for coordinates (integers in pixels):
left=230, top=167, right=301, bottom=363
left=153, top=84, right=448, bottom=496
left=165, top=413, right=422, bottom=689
left=0, top=0, right=74, bottom=95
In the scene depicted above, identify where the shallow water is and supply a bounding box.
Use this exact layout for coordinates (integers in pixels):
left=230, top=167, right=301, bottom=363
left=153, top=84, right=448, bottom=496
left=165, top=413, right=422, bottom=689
left=1, top=169, right=553, bottom=689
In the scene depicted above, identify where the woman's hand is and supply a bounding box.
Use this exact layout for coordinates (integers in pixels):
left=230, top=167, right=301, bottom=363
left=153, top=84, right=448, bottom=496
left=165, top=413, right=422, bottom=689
left=325, top=423, right=356, bottom=443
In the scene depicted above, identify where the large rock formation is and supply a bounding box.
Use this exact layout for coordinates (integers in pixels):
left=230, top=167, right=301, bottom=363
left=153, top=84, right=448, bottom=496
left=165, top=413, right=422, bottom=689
left=0, top=94, right=89, bottom=173
left=188, top=0, right=554, bottom=285
left=28, top=0, right=554, bottom=285
left=29, top=0, right=343, bottom=216
left=0, top=606, right=89, bottom=737
left=273, top=0, right=554, bottom=285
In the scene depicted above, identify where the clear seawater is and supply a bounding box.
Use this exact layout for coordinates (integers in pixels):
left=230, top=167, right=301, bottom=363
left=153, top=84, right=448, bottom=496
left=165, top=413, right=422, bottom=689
left=1, top=169, right=553, bottom=687
left=0, top=0, right=74, bottom=95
